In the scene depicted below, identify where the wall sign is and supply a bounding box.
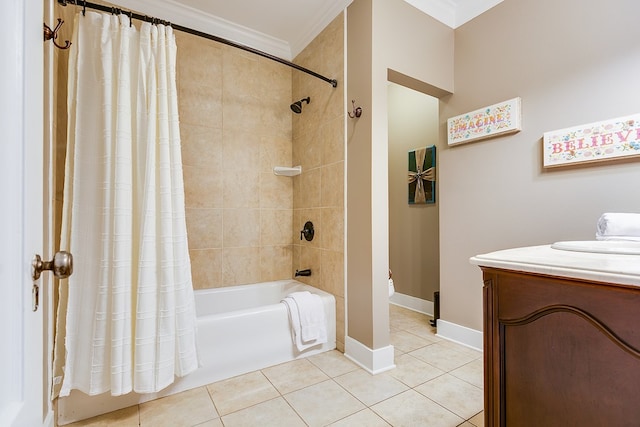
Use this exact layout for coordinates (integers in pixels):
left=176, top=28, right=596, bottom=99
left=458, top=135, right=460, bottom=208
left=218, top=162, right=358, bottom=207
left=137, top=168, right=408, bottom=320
left=543, top=113, right=640, bottom=167
left=447, top=97, right=521, bottom=146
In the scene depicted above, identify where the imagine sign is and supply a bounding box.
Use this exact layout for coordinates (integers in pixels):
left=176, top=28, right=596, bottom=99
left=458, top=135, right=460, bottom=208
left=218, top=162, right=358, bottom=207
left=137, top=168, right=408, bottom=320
left=447, top=97, right=521, bottom=146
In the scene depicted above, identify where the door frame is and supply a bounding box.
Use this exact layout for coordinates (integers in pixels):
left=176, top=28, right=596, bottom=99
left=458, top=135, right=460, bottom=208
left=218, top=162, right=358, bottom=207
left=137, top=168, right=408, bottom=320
left=0, top=0, right=51, bottom=426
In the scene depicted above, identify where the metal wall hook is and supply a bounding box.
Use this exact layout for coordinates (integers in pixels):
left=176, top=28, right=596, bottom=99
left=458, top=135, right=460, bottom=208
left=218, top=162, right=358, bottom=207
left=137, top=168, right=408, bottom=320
left=43, top=18, right=71, bottom=50
left=348, top=99, right=362, bottom=118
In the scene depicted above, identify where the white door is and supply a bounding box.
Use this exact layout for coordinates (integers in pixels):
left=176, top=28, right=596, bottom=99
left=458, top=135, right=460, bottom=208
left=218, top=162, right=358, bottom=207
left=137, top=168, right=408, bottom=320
left=0, top=1, right=47, bottom=426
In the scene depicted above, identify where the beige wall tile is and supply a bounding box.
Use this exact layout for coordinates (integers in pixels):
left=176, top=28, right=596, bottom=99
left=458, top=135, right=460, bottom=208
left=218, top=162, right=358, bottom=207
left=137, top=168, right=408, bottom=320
left=322, top=116, right=345, bottom=165
left=321, top=162, right=344, bottom=208
left=223, top=247, right=261, bottom=286
left=190, top=249, right=222, bottom=289
left=294, top=131, right=323, bottom=172
left=223, top=168, right=259, bottom=208
left=260, top=131, right=293, bottom=174
left=222, top=127, right=261, bottom=171
left=181, top=124, right=222, bottom=169
left=261, top=209, right=293, bottom=246
left=186, top=208, right=222, bottom=250
left=179, top=82, right=222, bottom=128
left=292, top=244, right=302, bottom=277
left=260, top=246, right=293, bottom=282
left=298, top=246, right=322, bottom=287
left=321, top=207, right=344, bottom=253
left=223, top=208, right=260, bottom=247
left=183, top=165, right=223, bottom=209
left=322, top=249, right=344, bottom=298
left=176, top=33, right=222, bottom=88
left=260, top=173, right=293, bottom=209
left=299, top=167, right=321, bottom=208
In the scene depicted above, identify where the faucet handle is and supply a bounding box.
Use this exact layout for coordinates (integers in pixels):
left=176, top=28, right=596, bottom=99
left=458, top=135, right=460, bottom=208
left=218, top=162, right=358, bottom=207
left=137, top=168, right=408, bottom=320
left=300, top=221, right=314, bottom=241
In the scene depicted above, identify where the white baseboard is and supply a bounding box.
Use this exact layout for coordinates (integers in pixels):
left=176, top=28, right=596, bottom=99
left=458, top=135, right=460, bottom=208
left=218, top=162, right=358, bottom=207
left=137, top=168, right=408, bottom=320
left=344, top=336, right=395, bottom=374
left=435, top=319, right=483, bottom=352
left=389, top=292, right=434, bottom=317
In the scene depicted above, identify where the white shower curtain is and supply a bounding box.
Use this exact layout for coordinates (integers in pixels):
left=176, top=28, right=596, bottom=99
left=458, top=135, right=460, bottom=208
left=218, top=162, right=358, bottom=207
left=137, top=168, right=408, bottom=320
left=56, top=11, right=198, bottom=397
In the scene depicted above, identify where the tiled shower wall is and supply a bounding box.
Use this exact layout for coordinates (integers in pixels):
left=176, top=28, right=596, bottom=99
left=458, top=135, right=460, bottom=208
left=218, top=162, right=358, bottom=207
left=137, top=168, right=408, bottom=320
left=291, top=15, right=346, bottom=351
left=176, top=33, right=295, bottom=289
left=53, top=5, right=345, bottom=350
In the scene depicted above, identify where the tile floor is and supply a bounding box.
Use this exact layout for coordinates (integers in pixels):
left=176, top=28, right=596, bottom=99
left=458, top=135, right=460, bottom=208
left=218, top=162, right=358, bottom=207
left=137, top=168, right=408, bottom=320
left=63, top=305, right=484, bottom=427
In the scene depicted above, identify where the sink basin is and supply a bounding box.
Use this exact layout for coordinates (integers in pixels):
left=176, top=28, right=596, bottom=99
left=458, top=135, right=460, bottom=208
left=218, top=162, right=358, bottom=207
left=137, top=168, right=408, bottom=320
left=551, top=240, right=640, bottom=255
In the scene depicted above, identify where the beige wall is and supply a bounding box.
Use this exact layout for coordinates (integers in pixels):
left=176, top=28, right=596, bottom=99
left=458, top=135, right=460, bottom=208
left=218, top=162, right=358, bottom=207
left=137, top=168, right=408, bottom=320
left=388, top=83, right=439, bottom=301
left=439, top=0, right=640, bottom=331
left=292, top=14, right=346, bottom=351
left=347, top=0, right=454, bottom=350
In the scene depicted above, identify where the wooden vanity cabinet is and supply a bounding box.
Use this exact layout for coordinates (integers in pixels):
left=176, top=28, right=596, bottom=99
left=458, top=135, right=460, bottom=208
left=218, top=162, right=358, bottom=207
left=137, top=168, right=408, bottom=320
left=481, top=267, right=640, bottom=427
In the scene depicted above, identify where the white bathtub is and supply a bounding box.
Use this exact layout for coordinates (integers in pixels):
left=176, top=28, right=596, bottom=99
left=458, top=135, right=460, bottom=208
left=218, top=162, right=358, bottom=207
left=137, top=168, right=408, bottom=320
left=57, top=280, right=336, bottom=425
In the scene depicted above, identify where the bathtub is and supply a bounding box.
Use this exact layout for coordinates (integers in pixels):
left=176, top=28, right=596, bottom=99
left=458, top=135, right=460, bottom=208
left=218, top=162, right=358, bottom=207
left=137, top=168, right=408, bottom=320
left=57, top=280, right=336, bottom=425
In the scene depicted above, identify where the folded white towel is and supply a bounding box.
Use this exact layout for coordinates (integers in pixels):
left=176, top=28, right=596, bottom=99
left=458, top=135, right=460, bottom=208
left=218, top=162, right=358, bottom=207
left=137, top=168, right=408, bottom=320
left=281, top=291, right=327, bottom=352
left=596, top=213, right=640, bottom=241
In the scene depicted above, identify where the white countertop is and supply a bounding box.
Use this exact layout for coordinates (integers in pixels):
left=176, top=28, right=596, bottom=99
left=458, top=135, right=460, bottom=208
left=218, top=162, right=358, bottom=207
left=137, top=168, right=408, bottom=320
left=470, top=244, right=640, bottom=287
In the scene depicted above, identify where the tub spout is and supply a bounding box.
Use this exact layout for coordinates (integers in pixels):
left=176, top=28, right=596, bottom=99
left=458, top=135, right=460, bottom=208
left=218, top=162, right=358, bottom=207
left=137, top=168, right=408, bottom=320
left=295, top=269, right=311, bottom=277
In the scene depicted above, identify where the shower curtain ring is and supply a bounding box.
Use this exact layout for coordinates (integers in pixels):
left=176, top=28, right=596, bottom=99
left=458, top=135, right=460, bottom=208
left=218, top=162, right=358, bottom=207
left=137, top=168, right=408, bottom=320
left=81, top=0, right=86, bottom=16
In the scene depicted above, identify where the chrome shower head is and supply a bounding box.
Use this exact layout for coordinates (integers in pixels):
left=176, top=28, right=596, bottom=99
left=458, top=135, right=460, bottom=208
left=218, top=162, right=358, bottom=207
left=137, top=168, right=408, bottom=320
left=290, top=97, right=310, bottom=114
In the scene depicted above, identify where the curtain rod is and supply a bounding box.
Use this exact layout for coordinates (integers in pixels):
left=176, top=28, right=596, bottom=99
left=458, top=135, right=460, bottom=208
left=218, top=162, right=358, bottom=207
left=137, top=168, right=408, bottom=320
left=57, top=0, right=338, bottom=88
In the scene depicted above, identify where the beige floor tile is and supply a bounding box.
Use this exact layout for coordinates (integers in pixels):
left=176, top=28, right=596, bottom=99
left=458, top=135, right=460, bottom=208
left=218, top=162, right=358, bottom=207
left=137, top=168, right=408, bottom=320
left=415, top=374, right=484, bottom=420
left=390, top=329, right=434, bottom=353
left=307, top=349, right=360, bottom=377
left=328, top=408, right=391, bottom=426
left=139, top=386, right=218, bottom=427
left=389, top=309, right=432, bottom=331
left=333, top=369, right=409, bottom=407
left=220, top=397, right=306, bottom=427
left=261, top=358, right=329, bottom=394
left=404, top=325, right=442, bottom=343
left=64, top=405, right=139, bottom=427
left=438, top=339, right=483, bottom=358
left=457, top=422, right=475, bottom=427
left=468, top=411, right=484, bottom=427
left=194, top=419, right=224, bottom=427
left=450, top=358, right=484, bottom=389
left=284, top=380, right=365, bottom=427
left=388, top=353, right=446, bottom=388
left=409, top=342, right=479, bottom=372
left=371, top=389, right=463, bottom=427
left=206, top=370, right=280, bottom=416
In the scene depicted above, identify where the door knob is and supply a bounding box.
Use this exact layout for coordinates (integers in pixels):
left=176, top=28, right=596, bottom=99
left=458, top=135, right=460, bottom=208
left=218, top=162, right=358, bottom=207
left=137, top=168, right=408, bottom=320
left=32, top=251, right=73, bottom=281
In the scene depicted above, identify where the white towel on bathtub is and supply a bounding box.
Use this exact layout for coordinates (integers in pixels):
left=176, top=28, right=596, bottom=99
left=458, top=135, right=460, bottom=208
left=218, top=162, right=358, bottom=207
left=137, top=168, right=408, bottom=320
left=281, top=291, right=327, bottom=352
left=596, top=213, right=640, bottom=241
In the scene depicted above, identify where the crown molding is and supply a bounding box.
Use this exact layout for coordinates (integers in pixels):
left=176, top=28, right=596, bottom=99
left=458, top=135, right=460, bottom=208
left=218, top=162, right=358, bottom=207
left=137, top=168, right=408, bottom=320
left=403, top=0, right=503, bottom=28
left=289, top=0, right=353, bottom=59
left=111, top=0, right=292, bottom=59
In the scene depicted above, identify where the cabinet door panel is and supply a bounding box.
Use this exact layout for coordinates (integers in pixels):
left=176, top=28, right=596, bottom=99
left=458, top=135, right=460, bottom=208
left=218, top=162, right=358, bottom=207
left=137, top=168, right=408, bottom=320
left=503, top=310, right=640, bottom=426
